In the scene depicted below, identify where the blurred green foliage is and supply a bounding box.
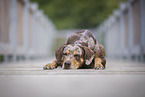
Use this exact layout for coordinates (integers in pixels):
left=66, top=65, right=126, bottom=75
left=31, top=0, right=126, bottom=30
left=0, top=55, right=4, bottom=62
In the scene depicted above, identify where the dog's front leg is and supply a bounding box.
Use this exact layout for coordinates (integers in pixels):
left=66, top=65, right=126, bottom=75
left=43, top=60, right=57, bottom=70
left=94, top=58, right=104, bottom=70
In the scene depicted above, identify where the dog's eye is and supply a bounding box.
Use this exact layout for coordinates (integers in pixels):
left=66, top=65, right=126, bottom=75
left=63, top=53, right=67, bottom=56
left=74, top=54, right=80, bottom=59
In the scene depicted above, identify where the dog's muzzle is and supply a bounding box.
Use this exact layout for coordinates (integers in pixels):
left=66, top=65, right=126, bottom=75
left=63, top=61, right=71, bottom=69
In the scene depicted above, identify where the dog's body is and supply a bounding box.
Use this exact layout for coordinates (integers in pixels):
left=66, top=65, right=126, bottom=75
left=44, top=30, right=106, bottom=70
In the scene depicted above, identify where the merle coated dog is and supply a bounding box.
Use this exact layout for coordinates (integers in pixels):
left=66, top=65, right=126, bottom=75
left=43, top=30, right=106, bottom=70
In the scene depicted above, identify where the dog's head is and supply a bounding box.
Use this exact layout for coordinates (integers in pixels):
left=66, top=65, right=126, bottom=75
left=55, top=44, right=94, bottom=69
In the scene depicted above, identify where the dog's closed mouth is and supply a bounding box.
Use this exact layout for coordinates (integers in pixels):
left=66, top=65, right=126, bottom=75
left=63, top=65, right=71, bottom=69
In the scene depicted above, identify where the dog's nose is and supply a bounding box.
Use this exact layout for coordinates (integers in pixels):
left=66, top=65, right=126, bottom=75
left=64, top=61, right=71, bottom=66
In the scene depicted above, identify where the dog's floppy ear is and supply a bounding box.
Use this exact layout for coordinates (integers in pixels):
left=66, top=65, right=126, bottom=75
left=81, top=46, right=94, bottom=65
left=55, top=44, right=66, bottom=65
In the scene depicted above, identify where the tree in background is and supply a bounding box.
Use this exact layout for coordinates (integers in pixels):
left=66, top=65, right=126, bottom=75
left=31, top=0, right=126, bottom=30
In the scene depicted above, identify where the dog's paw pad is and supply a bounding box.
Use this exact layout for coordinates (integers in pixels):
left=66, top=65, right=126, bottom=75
left=94, top=67, right=99, bottom=70
left=43, top=66, right=48, bottom=70
left=100, top=66, right=104, bottom=70
left=43, top=66, right=53, bottom=70
left=94, top=66, right=104, bottom=70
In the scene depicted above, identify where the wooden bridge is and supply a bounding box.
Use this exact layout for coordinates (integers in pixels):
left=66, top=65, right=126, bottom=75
left=0, top=58, right=145, bottom=97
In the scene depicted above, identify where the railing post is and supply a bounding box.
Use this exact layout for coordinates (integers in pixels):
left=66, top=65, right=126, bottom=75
left=23, top=0, right=29, bottom=60
left=128, top=1, right=134, bottom=60
left=139, top=0, right=145, bottom=62
left=9, top=0, right=18, bottom=62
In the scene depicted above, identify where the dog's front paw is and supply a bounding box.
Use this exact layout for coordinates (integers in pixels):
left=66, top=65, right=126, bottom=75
left=43, top=64, right=54, bottom=70
left=94, top=63, right=104, bottom=70
left=94, top=58, right=104, bottom=70
left=43, top=64, right=53, bottom=70
left=43, top=61, right=57, bottom=70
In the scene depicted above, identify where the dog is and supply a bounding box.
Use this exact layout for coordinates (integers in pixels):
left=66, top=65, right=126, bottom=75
left=43, top=30, right=106, bottom=70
